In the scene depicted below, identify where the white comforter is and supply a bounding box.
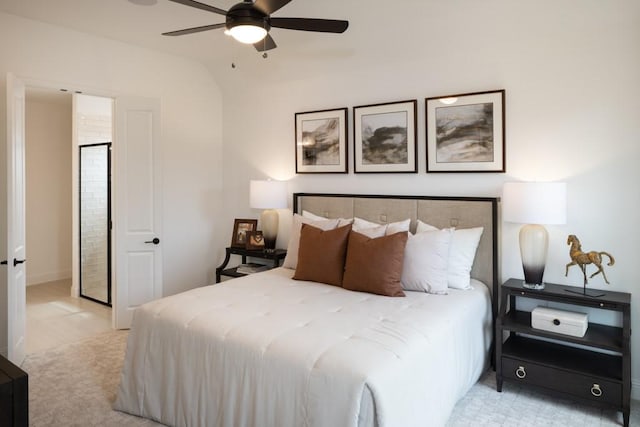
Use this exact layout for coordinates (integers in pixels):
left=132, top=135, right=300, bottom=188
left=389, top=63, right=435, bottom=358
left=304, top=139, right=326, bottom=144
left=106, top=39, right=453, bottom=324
left=114, top=268, right=491, bottom=427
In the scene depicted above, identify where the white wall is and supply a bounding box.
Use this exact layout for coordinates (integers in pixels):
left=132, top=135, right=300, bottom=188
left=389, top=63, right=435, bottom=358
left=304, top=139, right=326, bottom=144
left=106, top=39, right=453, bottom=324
left=0, top=13, right=224, bottom=300
left=218, top=2, right=640, bottom=394
left=24, top=92, right=72, bottom=285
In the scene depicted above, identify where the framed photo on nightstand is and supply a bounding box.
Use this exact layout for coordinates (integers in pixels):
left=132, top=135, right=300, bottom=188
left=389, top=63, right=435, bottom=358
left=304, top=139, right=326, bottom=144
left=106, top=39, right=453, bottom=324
left=231, top=219, right=258, bottom=247
left=245, top=231, right=265, bottom=250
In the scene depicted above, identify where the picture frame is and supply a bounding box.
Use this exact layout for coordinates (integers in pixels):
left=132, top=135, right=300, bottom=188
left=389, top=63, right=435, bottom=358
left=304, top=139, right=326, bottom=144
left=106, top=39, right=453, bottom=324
left=231, top=219, right=258, bottom=247
left=295, top=108, right=348, bottom=173
left=425, top=89, right=505, bottom=173
left=353, top=100, right=417, bottom=173
left=245, top=230, right=265, bottom=250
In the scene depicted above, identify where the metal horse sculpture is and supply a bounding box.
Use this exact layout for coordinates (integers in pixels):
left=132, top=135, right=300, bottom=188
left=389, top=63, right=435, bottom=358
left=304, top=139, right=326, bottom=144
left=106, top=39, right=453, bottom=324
left=565, top=234, right=615, bottom=285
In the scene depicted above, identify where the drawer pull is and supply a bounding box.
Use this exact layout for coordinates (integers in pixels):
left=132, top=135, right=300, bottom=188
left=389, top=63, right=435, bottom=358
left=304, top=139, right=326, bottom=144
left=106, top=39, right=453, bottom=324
left=515, top=366, right=526, bottom=379
left=591, top=383, right=602, bottom=397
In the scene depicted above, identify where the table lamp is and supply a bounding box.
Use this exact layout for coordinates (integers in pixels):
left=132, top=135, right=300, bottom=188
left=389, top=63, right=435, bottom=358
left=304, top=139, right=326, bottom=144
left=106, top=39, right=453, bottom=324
left=249, top=180, right=288, bottom=251
left=503, top=182, right=567, bottom=289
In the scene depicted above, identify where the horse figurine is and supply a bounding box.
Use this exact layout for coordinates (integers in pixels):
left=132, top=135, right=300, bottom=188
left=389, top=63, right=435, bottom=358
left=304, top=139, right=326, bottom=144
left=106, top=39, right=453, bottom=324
left=565, top=234, right=615, bottom=285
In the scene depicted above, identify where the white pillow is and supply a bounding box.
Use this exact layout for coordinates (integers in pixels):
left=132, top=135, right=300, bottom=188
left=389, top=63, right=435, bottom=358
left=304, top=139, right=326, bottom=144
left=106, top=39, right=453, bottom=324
left=416, top=220, right=484, bottom=290
left=283, top=214, right=340, bottom=269
left=303, top=210, right=353, bottom=227
left=354, top=227, right=386, bottom=238
left=401, top=228, right=453, bottom=294
left=387, top=219, right=411, bottom=234
left=353, top=217, right=411, bottom=236
left=302, top=210, right=326, bottom=220
left=353, top=218, right=387, bottom=238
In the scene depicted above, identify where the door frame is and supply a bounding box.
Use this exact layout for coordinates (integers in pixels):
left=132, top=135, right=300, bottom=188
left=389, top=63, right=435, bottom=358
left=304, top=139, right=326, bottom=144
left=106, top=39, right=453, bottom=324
left=5, top=75, right=162, bottom=357
left=78, top=142, right=112, bottom=307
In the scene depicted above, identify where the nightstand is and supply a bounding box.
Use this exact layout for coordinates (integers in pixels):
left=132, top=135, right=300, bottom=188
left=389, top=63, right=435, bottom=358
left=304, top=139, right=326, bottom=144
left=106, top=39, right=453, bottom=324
left=215, top=247, right=287, bottom=283
left=0, top=354, right=28, bottom=426
left=496, top=278, right=631, bottom=426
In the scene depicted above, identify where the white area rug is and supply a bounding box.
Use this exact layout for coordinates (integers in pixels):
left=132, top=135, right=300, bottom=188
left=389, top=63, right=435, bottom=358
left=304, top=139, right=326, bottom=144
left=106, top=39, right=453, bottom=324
left=21, top=330, right=637, bottom=426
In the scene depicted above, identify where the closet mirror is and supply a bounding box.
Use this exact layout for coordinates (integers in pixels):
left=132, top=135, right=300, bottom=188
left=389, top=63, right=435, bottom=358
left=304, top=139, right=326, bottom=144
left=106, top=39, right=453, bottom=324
left=79, top=143, right=112, bottom=305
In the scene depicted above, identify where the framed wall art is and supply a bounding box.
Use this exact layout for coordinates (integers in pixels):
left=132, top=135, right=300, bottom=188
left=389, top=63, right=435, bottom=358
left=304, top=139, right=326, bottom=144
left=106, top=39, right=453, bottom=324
left=295, top=108, right=348, bottom=173
left=231, top=218, right=258, bottom=247
left=353, top=100, right=417, bottom=173
left=426, top=89, right=505, bottom=173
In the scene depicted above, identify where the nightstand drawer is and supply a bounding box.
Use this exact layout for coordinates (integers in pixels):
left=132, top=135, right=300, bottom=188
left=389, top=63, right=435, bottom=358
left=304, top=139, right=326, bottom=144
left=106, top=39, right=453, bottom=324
left=502, top=357, right=621, bottom=405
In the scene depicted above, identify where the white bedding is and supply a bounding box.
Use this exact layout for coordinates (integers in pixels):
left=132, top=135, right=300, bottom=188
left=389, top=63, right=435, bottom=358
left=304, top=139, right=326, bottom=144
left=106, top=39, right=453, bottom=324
left=114, top=268, right=492, bottom=427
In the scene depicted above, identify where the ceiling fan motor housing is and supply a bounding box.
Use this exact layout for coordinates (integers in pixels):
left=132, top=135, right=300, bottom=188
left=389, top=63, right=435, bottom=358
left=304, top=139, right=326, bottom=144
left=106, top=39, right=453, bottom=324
left=226, top=1, right=271, bottom=32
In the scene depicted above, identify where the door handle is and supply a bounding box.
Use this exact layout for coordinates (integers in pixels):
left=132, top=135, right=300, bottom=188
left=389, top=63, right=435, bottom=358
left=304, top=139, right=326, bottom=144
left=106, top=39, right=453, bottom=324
left=0, top=260, right=7, bottom=265
left=144, top=238, right=160, bottom=245
left=13, top=258, right=26, bottom=267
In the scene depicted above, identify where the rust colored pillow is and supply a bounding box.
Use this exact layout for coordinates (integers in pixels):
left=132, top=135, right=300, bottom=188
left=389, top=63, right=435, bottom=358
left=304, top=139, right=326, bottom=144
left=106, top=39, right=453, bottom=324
left=342, top=231, right=408, bottom=297
left=292, top=223, right=352, bottom=286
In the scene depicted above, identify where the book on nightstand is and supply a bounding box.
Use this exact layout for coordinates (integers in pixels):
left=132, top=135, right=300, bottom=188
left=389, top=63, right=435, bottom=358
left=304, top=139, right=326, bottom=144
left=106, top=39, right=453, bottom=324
left=236, top=263, right=270, bottom=274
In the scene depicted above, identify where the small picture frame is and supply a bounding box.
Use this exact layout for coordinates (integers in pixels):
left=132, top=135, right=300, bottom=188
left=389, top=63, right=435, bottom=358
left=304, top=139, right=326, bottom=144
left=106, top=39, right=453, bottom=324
left=353, top=100, right=417, bottom=173
left=245, top=231, right=265, bottom=250
left=231, top=219, right=258, bottom=247
left=426, top=89, right=505, bottom=173
left=295, top=108, right=348, bottom=173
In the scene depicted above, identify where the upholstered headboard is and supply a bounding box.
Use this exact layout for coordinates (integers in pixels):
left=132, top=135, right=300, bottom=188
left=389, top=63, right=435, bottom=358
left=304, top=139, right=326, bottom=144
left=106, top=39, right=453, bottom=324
left=292, top=192, right=500, bottom=313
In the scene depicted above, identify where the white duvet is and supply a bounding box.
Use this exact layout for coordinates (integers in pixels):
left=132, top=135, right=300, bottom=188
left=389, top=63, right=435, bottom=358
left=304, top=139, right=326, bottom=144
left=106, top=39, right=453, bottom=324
left=114, top=268, right=491, bottom=427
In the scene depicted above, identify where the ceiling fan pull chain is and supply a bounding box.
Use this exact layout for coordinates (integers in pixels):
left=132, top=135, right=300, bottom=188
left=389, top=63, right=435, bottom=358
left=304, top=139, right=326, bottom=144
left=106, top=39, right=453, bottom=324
left=262, top=18, right=268, bottom=58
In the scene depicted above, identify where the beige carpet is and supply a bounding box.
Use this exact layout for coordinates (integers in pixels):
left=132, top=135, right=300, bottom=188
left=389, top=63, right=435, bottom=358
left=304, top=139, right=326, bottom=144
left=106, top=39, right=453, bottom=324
left=22, top=330, right=161, bottom=427
left=21, top=330, right=638, bottom=426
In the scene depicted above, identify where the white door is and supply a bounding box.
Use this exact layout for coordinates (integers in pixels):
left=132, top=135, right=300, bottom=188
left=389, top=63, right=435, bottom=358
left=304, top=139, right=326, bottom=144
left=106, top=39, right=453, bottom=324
left=114, top=97, right=162, bottom=329
left=5, top=73, right=27, bottom=364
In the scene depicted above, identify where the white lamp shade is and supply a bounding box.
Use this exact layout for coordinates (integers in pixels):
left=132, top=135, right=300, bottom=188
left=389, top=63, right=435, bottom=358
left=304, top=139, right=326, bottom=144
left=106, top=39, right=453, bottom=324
left=502, top=182, right=567, bottom=225
left=249, top=180, right=288, bottom=209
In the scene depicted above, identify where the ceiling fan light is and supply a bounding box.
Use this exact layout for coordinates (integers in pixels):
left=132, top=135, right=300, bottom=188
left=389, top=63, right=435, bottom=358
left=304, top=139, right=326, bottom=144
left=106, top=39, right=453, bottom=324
left=228, top=25, right=267, bottom=44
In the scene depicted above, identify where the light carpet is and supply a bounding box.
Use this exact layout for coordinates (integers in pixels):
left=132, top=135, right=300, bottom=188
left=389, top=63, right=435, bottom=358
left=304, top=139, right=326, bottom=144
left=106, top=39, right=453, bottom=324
left=21, top=330, right=638, bottom=426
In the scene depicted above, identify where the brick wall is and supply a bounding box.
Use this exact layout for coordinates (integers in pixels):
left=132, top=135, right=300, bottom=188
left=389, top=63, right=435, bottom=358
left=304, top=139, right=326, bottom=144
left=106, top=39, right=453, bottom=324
left=78, top=112, right=111, bottom=303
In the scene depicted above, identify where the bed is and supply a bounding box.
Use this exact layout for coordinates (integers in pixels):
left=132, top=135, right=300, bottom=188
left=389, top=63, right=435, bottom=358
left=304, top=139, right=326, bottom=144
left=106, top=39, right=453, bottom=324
left=114, top=193, right=499, bottom=427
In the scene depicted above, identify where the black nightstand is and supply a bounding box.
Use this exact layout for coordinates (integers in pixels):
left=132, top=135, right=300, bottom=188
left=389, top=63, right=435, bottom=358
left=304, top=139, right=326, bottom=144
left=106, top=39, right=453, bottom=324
left=0, top=354, right=28, bottom=426
left=215, top=247, right=287, bottom=283
left=496, top=278, right=631, bottom=426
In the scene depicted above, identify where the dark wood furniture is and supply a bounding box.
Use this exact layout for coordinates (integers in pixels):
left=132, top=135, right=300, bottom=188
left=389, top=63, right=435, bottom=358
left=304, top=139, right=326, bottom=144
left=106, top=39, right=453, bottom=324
left=0, top=354, right=28, bottom=427
left=215, top=247, right=287, bottom=283
left=496, top=278, right=631, bottom=426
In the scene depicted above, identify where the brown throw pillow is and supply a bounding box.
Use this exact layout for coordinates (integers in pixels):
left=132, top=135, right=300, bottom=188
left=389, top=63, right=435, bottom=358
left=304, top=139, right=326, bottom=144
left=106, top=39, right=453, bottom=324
left=342, top=231, right=408, bottom=297
left=292, top=223, right=352, bottom=286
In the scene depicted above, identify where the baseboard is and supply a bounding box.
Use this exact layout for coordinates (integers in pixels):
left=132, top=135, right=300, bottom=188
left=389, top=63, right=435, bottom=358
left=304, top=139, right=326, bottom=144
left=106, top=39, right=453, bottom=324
left=27, top=270, right=72, bottom=286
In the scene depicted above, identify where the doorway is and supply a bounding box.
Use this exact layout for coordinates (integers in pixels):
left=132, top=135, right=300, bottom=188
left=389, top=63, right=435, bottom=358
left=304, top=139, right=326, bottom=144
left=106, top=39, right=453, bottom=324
left=6, top=74, right=163, bottom=363
left=73, top=94, right=114, bottom=306
left=22, top=88, right=113, bottom=354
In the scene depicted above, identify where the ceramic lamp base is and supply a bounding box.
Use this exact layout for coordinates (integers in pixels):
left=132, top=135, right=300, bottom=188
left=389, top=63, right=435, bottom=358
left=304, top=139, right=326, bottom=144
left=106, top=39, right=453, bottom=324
left=261, top=209, right=279, bottom=251
left=519, top=223, right=548, bottom=290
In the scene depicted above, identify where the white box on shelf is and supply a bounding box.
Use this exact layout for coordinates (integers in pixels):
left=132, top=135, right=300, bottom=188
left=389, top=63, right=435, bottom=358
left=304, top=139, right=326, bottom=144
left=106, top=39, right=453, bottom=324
left=531, top=306, right=588, bottom=337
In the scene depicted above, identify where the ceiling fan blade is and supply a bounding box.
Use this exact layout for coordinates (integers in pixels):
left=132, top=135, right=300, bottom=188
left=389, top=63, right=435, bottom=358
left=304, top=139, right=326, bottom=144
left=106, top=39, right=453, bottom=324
left=253, top=0, right=292, bottom=15
left=162, top=23, right=226, bottom=36
left=270, top=18, right=349, bottom=33
left=254, top=34, right=277, bottom=52
left=167, top=0, right=227, bottom=16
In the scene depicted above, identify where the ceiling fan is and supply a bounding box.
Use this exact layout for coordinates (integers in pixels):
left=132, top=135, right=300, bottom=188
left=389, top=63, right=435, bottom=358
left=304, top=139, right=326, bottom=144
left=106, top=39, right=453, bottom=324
left=162, top=0, right=349, bottom=52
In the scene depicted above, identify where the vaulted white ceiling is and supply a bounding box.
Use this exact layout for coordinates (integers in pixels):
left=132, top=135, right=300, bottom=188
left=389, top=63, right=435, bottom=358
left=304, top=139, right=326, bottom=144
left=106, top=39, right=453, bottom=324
left=0, top=0, right=370, bottom=81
